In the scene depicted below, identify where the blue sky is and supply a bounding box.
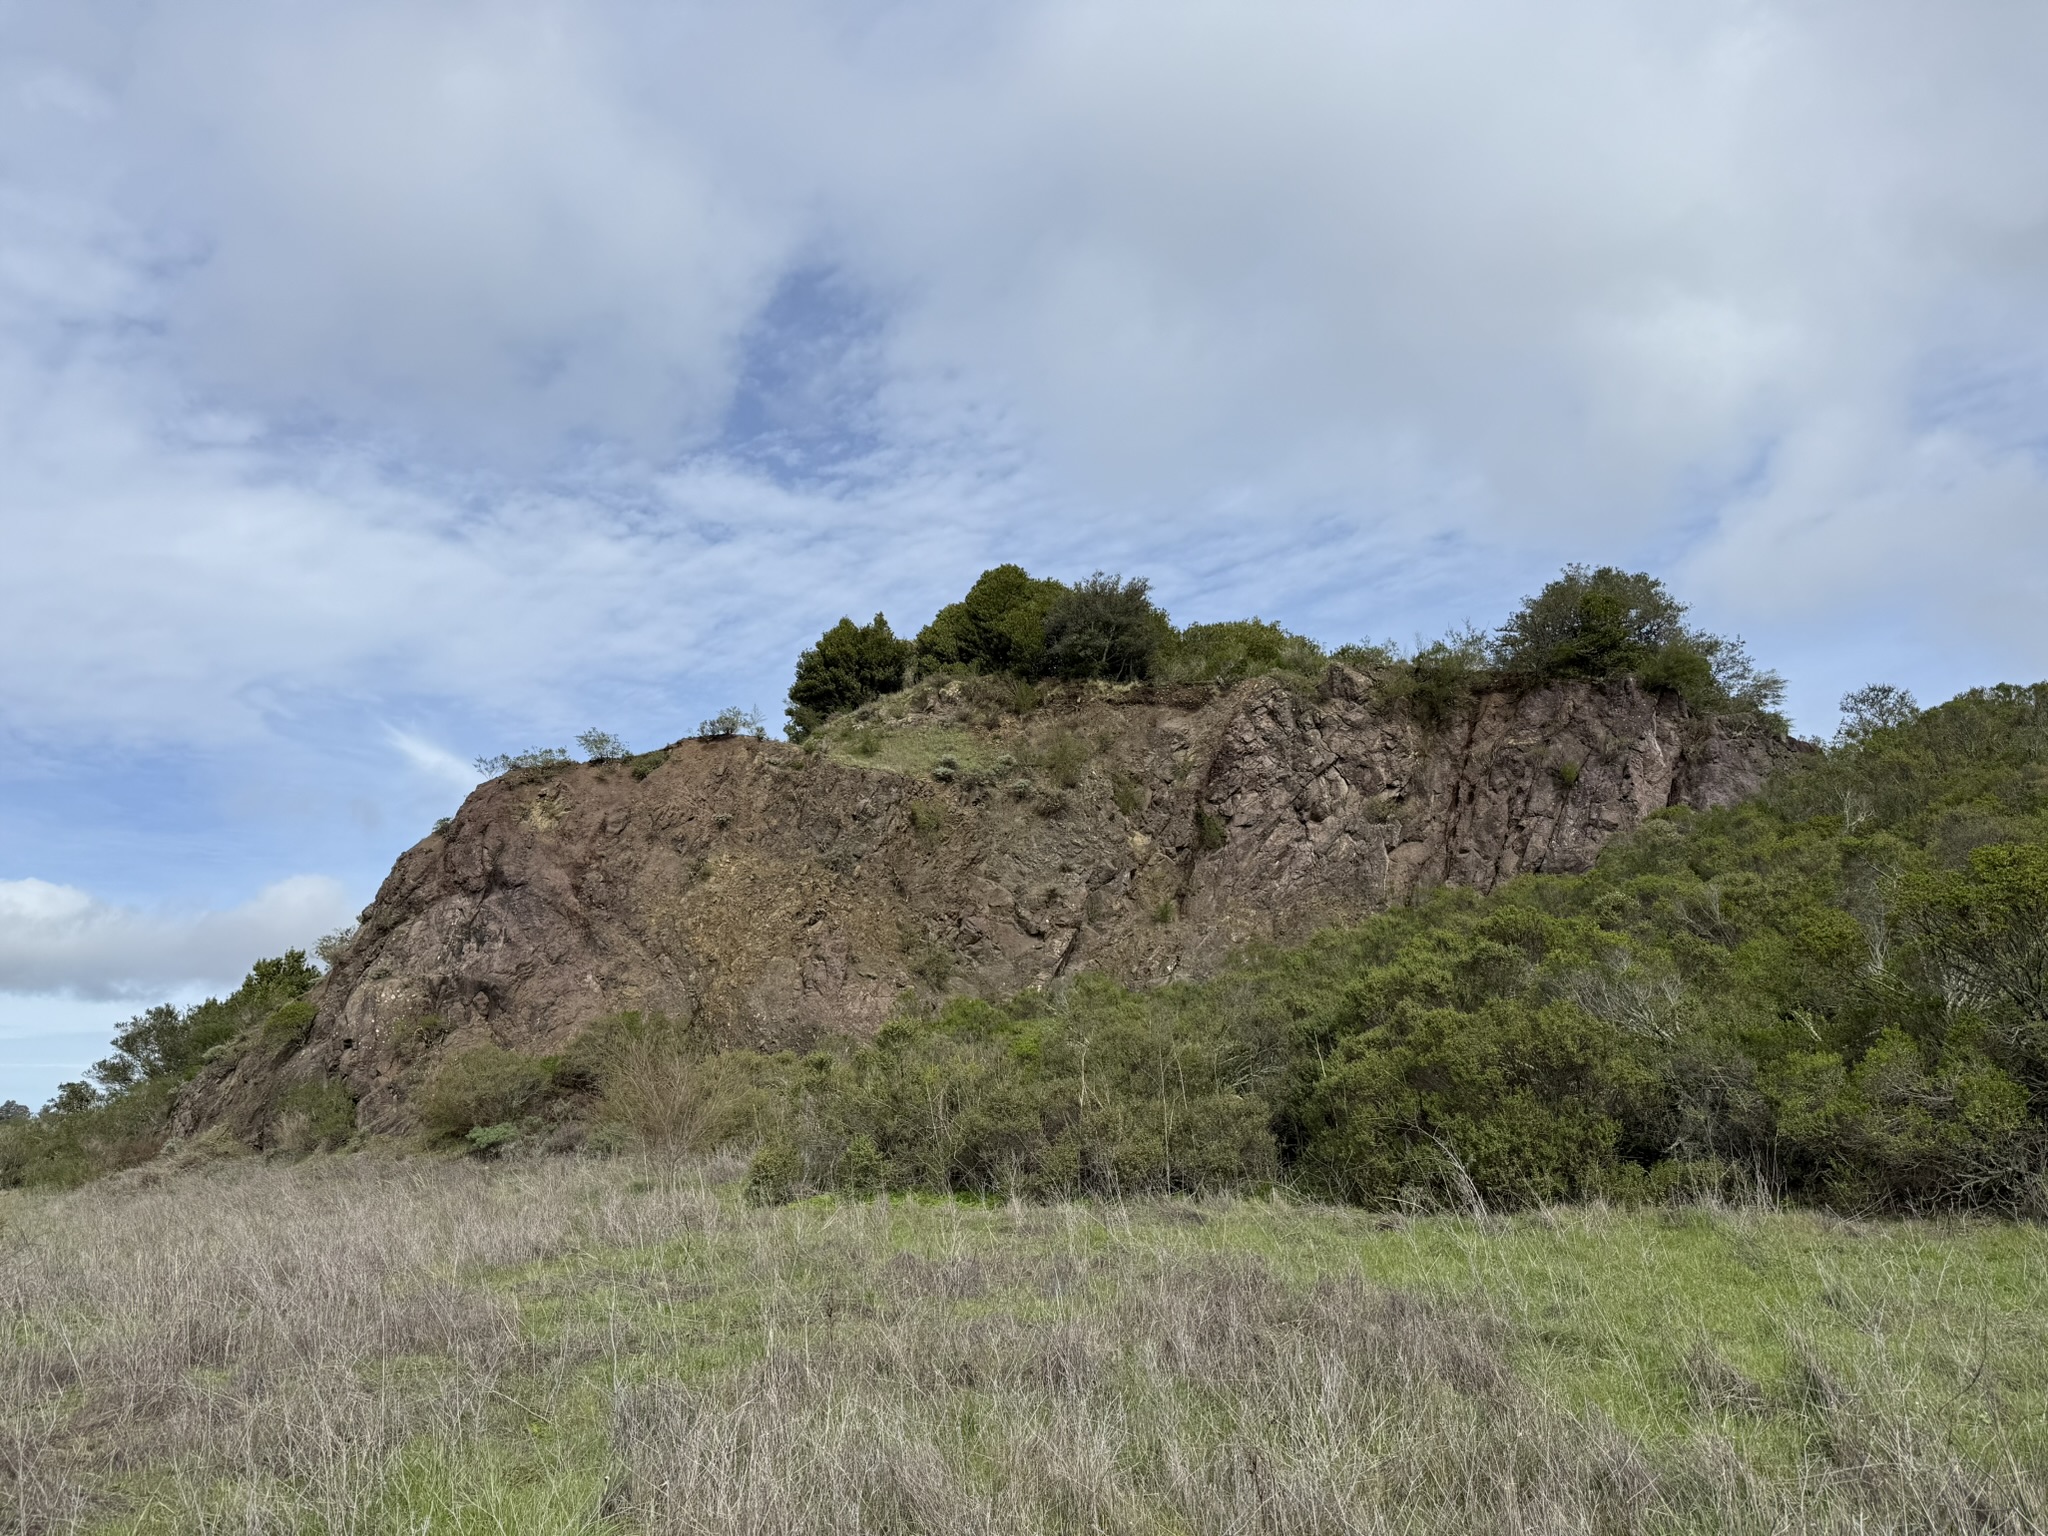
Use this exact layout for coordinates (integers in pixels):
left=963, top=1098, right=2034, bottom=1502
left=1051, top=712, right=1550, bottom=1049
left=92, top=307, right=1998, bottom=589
left=4, top=0, right=2046, bottom=1106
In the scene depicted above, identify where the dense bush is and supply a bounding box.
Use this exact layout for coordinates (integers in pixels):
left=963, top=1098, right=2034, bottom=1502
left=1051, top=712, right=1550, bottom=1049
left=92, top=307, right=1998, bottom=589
left=1040, top=573, right=1172, bottom=682
left=721, top=681, right=2048, bottom=1214
left=747, top=979, right=1281, bottom=1200
left=418, top=1046, right=553, bottom=1142
left=915, top=564, right=1068, bottom=677
left=786, top=613, right=914, bottom=737
left=1159, top=619, right=1327, bottom=686
left=1491, top=564, right=1786, bottom=721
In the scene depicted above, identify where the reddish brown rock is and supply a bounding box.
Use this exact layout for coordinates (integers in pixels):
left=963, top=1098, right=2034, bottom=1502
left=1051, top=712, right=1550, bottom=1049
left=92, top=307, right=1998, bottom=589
left=174, top=669, right=1796, bottom=1140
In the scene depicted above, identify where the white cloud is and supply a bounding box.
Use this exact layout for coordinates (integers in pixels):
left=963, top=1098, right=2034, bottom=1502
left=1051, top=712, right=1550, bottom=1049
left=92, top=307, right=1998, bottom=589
left=0, top=0, right=2042, bottom=760
left=0, top=876, right=355, bottom=999
left=387, top=727, right=485, bottom=793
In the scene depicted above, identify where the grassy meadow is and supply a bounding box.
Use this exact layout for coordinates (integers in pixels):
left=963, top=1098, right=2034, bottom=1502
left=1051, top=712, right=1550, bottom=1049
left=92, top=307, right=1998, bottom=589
left=4, top=1153, right=2044, bottom=1534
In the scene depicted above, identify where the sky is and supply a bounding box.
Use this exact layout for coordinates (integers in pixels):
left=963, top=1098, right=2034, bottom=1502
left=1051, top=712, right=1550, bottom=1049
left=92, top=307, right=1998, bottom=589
left=3, top=0, right=2046, bottom=1105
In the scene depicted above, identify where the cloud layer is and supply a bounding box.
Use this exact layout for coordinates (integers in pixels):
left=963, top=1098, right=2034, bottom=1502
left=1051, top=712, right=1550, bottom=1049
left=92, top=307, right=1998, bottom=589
left=0, top=877, right=354, bottom=999
left=1, top=1, right=2045, bottom=1056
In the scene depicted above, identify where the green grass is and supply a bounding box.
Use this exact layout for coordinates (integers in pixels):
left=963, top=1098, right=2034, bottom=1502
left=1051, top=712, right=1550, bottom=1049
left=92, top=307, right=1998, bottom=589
left=817, top=722, right=1007, bottom=779
left=6, top=1160, right=2043, bottom=1533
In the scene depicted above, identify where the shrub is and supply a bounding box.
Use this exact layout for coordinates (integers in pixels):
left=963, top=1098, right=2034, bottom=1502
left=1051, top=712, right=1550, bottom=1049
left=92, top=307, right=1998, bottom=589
left=1388, top=629, right=1490, bottom=728
left=1043, top=731, right=1089, bottom=789
left=773, top=983, right=1280, bottom=1200
left=465, top=1122, right=520, bottom=1156
left=1491, top=565, right=1785, bottom=720
left=276, top=1080, right=357, bottom=1150
left=697, top=707, right=766, bottom=740
left=474, top=747, right=572, bottom=775
left=570, top=1012, right=782, bottom=1154
left=419, top=1047, right=551, bottom=1141
left=1161, top=619, right=1327, bottom=686
left=1040, top=573, right=1171, bottom=682
left=1293, top=998, right=1637, bottom=1208
left=576, top=728, right=630, bottom=761
left=744, top=1136, right=805, bottom=1204
left=787, top=614, right=914, bottom=737
left=915, top=565, right=1067, bottom=676
left=908, top=801, right=947, bottom=843
left=261, top=999, right=318, bottom=1051
left=1195, top=810, right=1228, bottom=852
left=1112, top=772, right=1146, bottom=817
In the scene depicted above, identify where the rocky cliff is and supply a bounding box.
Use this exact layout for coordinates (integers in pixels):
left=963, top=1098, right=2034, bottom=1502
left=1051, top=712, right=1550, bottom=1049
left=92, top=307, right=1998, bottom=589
left=176, top=667, right=1794, bottom=1139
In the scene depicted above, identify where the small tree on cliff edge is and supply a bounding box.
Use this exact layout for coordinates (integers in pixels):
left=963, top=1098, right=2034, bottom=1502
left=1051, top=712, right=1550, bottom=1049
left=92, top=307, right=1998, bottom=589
left=1041, top=573, right=1171, bottom=682
left=1493, top=565, right=1784, bottom=720
left=786, top=613, right=913, bottom=738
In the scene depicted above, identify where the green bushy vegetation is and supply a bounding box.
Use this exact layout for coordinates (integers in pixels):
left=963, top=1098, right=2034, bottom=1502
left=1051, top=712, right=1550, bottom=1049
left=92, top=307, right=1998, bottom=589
left=914, top=562, right=1069, bottom=676
left=784, top=612, right=914, bottom=738
left=1157, top=616, right=1329, bottom=685
left=0, top=951, right=324, bottom=1188
left=785, top=561, right=1787, bottom=739
left=653, top=681, right=2039, bottom=1213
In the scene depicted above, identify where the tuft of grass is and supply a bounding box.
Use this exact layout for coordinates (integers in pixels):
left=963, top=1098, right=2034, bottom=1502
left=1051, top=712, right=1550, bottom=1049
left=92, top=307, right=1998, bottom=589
left=1111, top=771, right=1146, bottom=818
left=1042, top=730, right=1089, bottom=789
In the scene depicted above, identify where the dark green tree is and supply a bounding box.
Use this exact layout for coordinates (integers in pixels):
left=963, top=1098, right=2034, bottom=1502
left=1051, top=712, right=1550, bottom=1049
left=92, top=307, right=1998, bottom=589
left=915, top=565, right=1067, bottom=676
left=785, top=613, right=913, bottom=737
left=1041, top=573, right=1171, bottom=682
left=1492, top=565, right=1690, bottom=681
left=1494, top=565, right=1783, bottom=719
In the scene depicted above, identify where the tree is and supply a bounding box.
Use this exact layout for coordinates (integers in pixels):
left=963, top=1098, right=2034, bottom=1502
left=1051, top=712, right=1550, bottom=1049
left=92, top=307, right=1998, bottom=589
left=1901, top=843, right=2048, bottom=1057
left=1494, top=565, right=1784, bottom=719
left=90, top=951, right=322, bottom=1090
left=915, top=565, right=1067, bottom=676
left=786, top=613, right=913, bottom=736
left=1835, top=684, right=1919, bottom=749
left=1493, top=566, right=1690, bottom=682
left=1041, top=574, right=1172, bottom=682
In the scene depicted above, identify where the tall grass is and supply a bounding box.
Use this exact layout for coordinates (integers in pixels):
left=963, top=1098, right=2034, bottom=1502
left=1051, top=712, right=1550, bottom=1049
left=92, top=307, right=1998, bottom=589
left=2, top=1157, right=2042, bottom=1533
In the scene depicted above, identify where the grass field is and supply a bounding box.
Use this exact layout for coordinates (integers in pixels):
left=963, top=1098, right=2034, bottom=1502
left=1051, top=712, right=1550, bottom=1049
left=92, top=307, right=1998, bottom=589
left=4, top=1155, right=2044, bottom=1533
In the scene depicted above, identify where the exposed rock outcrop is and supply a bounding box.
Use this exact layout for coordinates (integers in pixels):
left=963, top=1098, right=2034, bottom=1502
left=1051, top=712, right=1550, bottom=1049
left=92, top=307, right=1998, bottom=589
left=175, top=668, right=1796, bottom=1139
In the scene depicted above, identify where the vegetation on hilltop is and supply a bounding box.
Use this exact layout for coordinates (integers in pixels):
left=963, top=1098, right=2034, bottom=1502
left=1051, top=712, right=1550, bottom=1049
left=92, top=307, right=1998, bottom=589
left=786, top=562, right=1787, bottom=738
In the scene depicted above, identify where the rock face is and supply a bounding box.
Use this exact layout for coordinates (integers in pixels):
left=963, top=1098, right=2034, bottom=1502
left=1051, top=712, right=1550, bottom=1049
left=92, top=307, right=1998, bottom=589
left=176, top=668, right=1795, bottom=1139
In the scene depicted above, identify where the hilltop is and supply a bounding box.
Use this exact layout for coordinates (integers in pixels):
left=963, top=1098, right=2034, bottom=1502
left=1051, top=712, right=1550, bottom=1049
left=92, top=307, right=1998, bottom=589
left=178, top=663, right=1788, bottom=1141
left=16, top=563, right=2047, bottom=1219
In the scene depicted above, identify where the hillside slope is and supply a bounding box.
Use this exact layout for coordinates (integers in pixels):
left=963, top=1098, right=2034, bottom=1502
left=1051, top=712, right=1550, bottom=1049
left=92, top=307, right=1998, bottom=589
left=176, top=667, right=1791, bottom=1137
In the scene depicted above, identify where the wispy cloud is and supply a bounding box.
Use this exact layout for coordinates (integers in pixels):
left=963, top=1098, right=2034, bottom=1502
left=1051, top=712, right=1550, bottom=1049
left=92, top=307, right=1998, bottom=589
left=386, top=727, right=485, bottom=793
